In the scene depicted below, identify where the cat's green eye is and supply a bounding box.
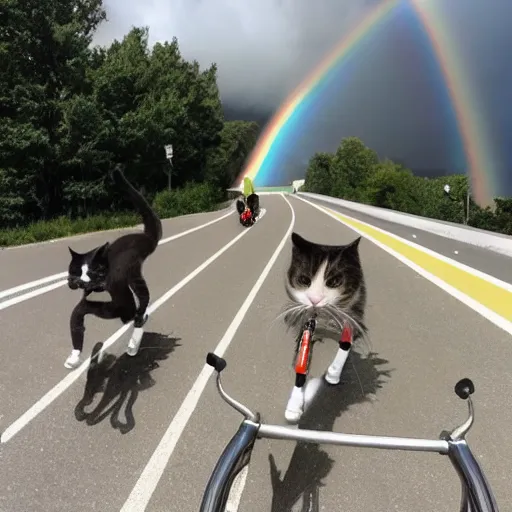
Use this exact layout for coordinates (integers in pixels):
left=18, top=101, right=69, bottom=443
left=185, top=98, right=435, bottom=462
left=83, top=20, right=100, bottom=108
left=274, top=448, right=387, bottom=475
left=297, top=275, right=311, bottom=287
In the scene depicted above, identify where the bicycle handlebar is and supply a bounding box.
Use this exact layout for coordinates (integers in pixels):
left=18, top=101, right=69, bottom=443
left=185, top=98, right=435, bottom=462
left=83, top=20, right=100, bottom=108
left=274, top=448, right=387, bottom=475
left=203, top=352, right=499, bottom=512
left=205, top=352, right=476, bottom=442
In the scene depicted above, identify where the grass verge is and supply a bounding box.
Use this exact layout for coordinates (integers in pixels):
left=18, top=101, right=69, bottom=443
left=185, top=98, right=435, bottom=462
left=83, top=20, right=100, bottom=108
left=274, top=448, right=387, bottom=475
left=1, top=183, right=228, bottom=248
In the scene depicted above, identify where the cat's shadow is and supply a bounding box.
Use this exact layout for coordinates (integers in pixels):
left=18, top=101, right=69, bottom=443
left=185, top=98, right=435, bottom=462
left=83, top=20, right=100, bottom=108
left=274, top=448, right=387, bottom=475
left=268, top=350, right=392, bottom=512
left=74, top=332, right=181, bottom=434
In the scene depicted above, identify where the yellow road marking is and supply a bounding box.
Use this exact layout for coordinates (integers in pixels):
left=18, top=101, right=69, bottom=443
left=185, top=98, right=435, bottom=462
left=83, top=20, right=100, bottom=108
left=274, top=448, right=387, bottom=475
left=327, top=209, right=512, bottom=322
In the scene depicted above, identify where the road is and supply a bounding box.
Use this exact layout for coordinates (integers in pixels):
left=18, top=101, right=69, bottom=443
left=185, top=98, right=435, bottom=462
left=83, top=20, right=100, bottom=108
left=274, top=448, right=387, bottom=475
left=0, top=193, right=511, bottom=512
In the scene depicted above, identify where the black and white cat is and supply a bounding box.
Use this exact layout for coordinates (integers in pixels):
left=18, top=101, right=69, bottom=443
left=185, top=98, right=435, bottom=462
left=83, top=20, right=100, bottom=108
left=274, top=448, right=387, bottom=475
left=283, top=232, right=367, bottom=422
left=65, top=165, right=163, bottom=369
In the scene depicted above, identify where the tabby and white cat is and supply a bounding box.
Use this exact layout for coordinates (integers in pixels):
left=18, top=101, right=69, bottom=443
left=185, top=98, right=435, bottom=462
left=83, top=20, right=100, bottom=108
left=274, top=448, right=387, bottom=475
left=65, top=165, right=162, bottom=369
left=283, top=232, right=367, bottom=423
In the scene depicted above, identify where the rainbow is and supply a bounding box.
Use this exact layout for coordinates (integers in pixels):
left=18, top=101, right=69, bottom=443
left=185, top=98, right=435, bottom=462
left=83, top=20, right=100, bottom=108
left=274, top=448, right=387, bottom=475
left=237, top=0, right=493, bottom=207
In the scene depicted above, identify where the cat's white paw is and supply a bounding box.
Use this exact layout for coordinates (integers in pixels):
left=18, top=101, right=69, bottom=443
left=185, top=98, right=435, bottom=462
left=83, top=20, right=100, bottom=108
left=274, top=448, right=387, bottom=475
left=285, top=407, right=303, bottom=423
left=325, top=348, right=350, bottom=385
left=64, top=349, right=82, bottom=369
left=285, top=386, right=305, bottom=424
left=127, top=327, right=144, bottom=356
left=325, top=366, right=342, bottom=385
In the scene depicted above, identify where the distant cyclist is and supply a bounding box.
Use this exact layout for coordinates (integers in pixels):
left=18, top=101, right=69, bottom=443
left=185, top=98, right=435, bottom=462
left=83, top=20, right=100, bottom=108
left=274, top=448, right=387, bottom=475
left=236, top=177, right=260, bottom=227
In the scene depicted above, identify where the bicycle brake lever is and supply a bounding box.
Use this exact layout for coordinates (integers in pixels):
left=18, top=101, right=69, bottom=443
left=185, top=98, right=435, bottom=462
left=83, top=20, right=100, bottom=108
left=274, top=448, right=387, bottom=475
left=206, top=352, right=227, bottom=373
left=446, top=378, right=476, bottom=441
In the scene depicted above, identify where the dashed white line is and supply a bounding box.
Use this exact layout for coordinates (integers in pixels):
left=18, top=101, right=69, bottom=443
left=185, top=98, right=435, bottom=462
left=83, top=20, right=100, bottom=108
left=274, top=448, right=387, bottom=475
left=119, top=194, right=295, bottom=512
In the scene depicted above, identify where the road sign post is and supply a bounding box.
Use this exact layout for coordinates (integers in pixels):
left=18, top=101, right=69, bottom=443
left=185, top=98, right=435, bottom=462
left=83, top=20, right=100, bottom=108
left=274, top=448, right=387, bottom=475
left=165, top=144, right=173, bottom=191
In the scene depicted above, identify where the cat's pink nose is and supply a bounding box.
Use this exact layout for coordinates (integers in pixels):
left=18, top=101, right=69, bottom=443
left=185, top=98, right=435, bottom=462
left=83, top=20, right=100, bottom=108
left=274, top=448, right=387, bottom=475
left=307, top=294, right=323, bottom=306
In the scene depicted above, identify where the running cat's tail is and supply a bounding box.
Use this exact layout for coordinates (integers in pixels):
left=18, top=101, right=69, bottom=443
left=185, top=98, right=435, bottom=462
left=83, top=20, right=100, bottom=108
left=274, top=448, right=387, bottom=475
left=112, top=165, right=163, bottom=248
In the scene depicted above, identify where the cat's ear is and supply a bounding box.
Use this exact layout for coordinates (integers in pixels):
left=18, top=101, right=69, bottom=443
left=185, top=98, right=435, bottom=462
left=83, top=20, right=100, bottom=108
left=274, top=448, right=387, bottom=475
left=291, top=232, right=311, bottom=251
left=68, top=246, right=79, bottom=258
left=342, top=236, right=362, bottom=257
left=92, top=242, right=110, bottom=262
left=346, top=236, right=362, bottom=249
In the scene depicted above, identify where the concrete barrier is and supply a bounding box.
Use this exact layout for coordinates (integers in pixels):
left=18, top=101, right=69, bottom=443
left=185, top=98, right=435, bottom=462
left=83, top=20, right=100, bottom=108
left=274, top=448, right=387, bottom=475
left=298, top=192, right=512, bottom=258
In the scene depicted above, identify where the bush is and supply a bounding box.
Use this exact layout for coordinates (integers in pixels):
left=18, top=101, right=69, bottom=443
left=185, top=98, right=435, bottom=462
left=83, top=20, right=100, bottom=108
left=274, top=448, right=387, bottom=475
left=153, top=182, right=225, bottom=218
left=303, top=136, right=511, bottom=236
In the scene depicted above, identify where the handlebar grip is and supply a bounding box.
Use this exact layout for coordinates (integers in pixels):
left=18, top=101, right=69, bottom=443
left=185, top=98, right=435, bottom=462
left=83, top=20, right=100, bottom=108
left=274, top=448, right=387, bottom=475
left=206, top=352, right=227, bottom=372
left=455, top=378, right=475, bottom=400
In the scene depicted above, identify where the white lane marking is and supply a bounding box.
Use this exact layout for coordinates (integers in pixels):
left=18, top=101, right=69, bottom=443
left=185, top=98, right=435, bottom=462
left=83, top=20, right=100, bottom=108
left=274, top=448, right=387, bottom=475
left=0, top=208, right=235, bottom=310
left=157, top=207, right=234, bottom=245
left=0, top=281, right=68, bottom=312
left=119, top=194, right=295, bottom=512
left=295, top=196, right=512, bottom=293
left=0, top=272, right=67, bottom=300
left=0, top=206, right=251, bottom=444
left=294, top=195, right=512, bottom=337
left=226, top=466, right=249, bottom=512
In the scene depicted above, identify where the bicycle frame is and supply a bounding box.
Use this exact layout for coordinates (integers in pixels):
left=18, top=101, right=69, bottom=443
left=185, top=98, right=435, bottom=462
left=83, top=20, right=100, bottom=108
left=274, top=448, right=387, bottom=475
left=200, top=353, right=499, bottom=512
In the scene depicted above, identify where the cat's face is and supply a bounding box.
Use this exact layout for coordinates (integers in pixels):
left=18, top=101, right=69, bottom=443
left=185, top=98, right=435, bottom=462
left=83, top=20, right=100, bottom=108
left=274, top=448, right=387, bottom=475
left=67, top=242, right=110, bottom=292
left=285, top=232, right=363, bottom=309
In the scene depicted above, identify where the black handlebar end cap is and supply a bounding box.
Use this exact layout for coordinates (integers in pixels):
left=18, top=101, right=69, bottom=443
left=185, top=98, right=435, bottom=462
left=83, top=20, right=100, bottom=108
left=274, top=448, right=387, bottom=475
left=455, top=378, right=475, bottom=399
left=206, top=352, right=227, bottom=372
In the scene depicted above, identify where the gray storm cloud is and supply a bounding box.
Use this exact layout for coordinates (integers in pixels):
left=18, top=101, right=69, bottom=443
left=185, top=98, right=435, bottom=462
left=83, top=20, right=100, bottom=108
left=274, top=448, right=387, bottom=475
left=91, top=0, right=512, bottom=195
left=93, top=0, right=375, bottom=110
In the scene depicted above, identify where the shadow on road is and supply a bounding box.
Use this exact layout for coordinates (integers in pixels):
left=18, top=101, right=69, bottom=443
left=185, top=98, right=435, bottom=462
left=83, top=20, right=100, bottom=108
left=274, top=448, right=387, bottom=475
left=268, top=350, right=392, bottom=512
left=74, top=332, right=181, bottom=434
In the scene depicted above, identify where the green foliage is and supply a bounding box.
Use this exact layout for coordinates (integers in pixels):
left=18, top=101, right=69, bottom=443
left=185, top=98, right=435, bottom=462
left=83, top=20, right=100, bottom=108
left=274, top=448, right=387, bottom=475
left=0, top=6, right=259, bottom=244
left=304, top=136, right=512, bottom=236
left=331, top=137, right=378, bottom=201
left=303, top=152, right=334, bottom=195
left=365, top=160, right=422, bottom=214
left=152, top=182, right=224, bottom=218
left=0, top=212, right=139, bottom=247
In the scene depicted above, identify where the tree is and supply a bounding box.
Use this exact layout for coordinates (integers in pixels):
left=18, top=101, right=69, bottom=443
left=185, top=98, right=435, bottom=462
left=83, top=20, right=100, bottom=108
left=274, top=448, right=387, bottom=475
left=0, top=12, right=259, bottom=229
left=303, top=152, right=334, bottom=195
left=365, top=160, right=422, bottom=214
left=331, top=137, right=378, bottom=200
left=298, top=135, right=512, bottom=236
left=205, top=120, right=260, bottom=189
left=0, top=0, right=106, bottom=223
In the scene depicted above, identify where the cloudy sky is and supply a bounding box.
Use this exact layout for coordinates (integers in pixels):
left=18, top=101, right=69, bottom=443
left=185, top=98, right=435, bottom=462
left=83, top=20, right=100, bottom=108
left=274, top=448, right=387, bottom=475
left=93, top=0, right=512, bottom=195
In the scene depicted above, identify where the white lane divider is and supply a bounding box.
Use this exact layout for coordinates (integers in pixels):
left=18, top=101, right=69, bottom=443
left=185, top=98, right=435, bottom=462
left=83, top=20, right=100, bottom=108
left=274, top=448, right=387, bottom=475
left=0, top=208, right=235, bottom=311
left=119, top=194, right=295, bottom=512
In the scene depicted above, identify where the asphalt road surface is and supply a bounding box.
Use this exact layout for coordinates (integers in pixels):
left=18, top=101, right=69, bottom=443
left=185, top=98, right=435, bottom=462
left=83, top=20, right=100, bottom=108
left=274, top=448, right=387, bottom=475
left=0, top=193, right=511, bottom=512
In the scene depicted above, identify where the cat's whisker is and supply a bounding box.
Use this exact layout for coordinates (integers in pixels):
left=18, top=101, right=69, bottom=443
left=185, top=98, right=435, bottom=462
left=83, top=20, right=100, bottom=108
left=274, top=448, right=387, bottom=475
left=266, top=305, right=304, bottom=342
left=327, top=303, right=372, bottom=353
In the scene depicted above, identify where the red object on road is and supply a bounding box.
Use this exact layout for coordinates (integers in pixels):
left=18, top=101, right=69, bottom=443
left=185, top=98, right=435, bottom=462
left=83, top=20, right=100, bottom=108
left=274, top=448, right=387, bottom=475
left=240, top=208, right=253, bottom=226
